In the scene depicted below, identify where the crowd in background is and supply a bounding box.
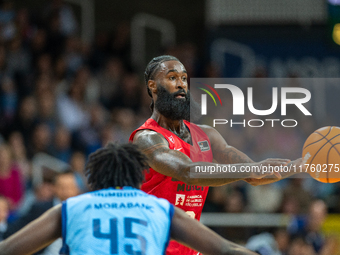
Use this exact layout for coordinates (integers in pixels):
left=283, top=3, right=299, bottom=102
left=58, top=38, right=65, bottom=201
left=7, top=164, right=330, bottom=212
left=0, top=0, right=339, bottom=254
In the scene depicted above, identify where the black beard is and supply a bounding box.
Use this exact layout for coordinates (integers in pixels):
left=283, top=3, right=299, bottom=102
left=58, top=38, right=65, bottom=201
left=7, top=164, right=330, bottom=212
left=154, top=84, right=201, bottom=122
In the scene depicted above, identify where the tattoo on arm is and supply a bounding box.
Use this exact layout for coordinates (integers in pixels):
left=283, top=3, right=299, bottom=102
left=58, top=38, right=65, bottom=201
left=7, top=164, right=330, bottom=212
left=133, top=130, right=194, bottom=181
left=134, top=131, right=169, bottom=157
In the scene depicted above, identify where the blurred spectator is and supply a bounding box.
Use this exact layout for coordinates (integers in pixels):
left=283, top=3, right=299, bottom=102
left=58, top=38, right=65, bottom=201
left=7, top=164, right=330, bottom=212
left=225, top=190, right=245, bottom=213
left=112, top=72, right=142, bottom=112
left=11, top=96, right=38, bottom=147
left=17, top=180, right=55, bottom=218
left=287, top=237, right=316, bottom=255
left=54, top=55, right=68, bottom=93
left=246, top=228, right=290, bottom=255
left=56, top=79, right=90, bottom=132
left=45, top=9, right=65, bottom=61
left=30, top=29, right=47, bottom=67
left=0, top=0, right=15, bottom=25
left=35, top=53, right=53, bottom=77
left=75, top=104, right=107, bottom=155
left=281, top=179, right=312, bottom=215
left=112, top=108, right=137, bottom=142
left=88, top=31, right=110, bottom=73
left=246, top=184, right=283, bottom=213
left=7, top=131, right=30, bottom=182
left=0, top=196, right=9, bottom=241
left=0, top=0, right=15, bottom=41
left=34, top=74, right=55, bottom=99
left=51, top=126, right=72, bottom=163
left=0, top=144, right=24, bottom=210
left=275, top=229, right=290, bottom=255
left=36, top=90, right=57, bottom=131
left=64, top=36, right=84, bottom=75
left=4, top=170, right=80, bottom=254
left=34, top=181, right=55, bottom=203
left=0, top=76, right=18, bottom=125
left=44, top=0, right=78, bottom=37
left=14, top=8, right=34, bottom=41
left=6, top=35, right=31, bottom=80
left=0, top=45, right=7, bottom=80
left=75, top=66, right=100, bottom=105
left=203, top=186, right=228, bottom=213
left=246, top=232, right=281, bottom=255
left=69, top=151, right=85, bottom=175
left=69, top=151, right=87, bottom=192
left=287, top=200, right=329, bottom=254
left=303, top=178, right=338, bottom=211
left=97, top=57, right=124, bottom=109
left=110, top=22, right=130, bottom=60
left=6, top=172, right=80, bottom=232
left=27, top=123, right=52, bottom=159
left=99, top=123, right=117, bottom=147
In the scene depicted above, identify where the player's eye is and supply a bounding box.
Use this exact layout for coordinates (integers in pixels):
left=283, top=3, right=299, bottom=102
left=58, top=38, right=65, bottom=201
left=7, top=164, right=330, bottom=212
left=182, top=76, right=187, bottom=81
left=169, top=76, right=176, bottom=80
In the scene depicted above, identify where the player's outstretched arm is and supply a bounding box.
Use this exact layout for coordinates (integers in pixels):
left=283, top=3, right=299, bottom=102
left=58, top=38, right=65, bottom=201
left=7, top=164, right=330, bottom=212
left=171, top=207, right=257, bottom=255
left=133, top=129, right=289, bottom=186
left=201, top=125, right=301, bottom=185
left=0, top=205, right=62, bottom=255
left=245, top=157, right=308, bottom=186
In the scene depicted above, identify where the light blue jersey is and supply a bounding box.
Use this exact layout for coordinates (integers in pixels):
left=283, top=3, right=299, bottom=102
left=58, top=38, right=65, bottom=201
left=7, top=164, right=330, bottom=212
left=60, top=187, right=174, bottom=255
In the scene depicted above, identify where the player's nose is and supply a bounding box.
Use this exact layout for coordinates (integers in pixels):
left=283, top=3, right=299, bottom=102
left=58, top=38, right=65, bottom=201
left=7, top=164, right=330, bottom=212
left=176, top=79, right=187, bottom=90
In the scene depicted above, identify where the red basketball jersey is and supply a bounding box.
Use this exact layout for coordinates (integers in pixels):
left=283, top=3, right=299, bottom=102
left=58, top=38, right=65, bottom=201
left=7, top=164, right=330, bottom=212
left=129, top=118, right=213, bottom=255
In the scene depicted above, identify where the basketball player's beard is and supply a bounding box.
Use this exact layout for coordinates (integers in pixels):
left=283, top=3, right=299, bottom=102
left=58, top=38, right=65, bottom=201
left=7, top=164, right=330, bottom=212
left=155, top=84, right=201, bottom=122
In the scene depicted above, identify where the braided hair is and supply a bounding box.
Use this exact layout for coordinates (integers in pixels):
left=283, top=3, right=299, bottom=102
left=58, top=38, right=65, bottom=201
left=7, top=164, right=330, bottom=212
left=144, top=55, right=180, bottom=111
left=85, top=143, right=148, bottom=190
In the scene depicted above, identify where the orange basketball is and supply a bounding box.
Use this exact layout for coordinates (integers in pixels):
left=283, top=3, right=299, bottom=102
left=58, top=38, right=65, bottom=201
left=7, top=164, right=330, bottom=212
left=302, top=126, right=340, bottom=183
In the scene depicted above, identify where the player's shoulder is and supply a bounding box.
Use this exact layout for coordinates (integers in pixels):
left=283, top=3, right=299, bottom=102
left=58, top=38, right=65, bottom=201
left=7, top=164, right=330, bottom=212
left=195, top=124, right=226, bottom=146
left=196, top=124, right=214, bottom=131
left=196, top=124, right=219, bottom=136
left=133, top=129, right=169, bottom=147
left=134, top=129, right=160, bottom=139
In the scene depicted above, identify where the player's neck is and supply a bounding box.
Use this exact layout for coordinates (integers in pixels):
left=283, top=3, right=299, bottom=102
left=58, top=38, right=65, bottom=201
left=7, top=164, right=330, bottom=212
left=151, top=110, right=185, bottom=134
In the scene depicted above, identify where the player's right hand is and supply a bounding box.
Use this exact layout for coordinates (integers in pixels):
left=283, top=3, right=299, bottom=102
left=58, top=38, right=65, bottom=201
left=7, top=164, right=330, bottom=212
left=250, top=158, right=291, bottom=179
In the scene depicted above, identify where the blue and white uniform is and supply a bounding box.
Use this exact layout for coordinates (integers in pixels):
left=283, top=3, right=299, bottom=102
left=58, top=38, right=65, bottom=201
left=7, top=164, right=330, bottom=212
left=60, top=187, right=174, bottom=254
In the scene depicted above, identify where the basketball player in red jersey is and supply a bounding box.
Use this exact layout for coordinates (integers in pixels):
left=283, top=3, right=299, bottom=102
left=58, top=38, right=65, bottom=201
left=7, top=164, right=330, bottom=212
left=129, top=55, right=302, bottom=255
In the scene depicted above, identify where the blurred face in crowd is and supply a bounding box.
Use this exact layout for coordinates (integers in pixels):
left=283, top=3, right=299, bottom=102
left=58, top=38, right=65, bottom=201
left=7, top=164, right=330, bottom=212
left=38, top=92, right=55, bottom=118
left=275, top=229, right=289, bottom=252
left=54, top=173, right=80, bottom=201
left=0, top=197, right=9, bottom=223
left=20, top=96, right=37, bottom=121
left=106, top=58, right=124, bottom=79
left=0, top=145, right=12, bottom=175
left=114, top=108, right=135, bottom=129
left=308, top=200, right=327, bottom=232
left=55, top=126, right=71, bottom=150
left=32, top=124, right=51, bottom=152
left=288, top=238, right=316, bottom=255
left=32, top=29, right=46, bottom=51
left=37, top=54, right=52, bottom=74
left=122, top=73, right=139, bottom=95
left=8, top=132, right=26, bottom=160
left=70, top=152, right=85, bottom=173
left=34, top=182, right=55, bottom=202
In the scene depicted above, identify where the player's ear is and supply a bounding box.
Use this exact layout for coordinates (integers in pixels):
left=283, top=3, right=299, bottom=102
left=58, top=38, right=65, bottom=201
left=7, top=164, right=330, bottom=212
left=148, top=80, right=157, bottom=94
